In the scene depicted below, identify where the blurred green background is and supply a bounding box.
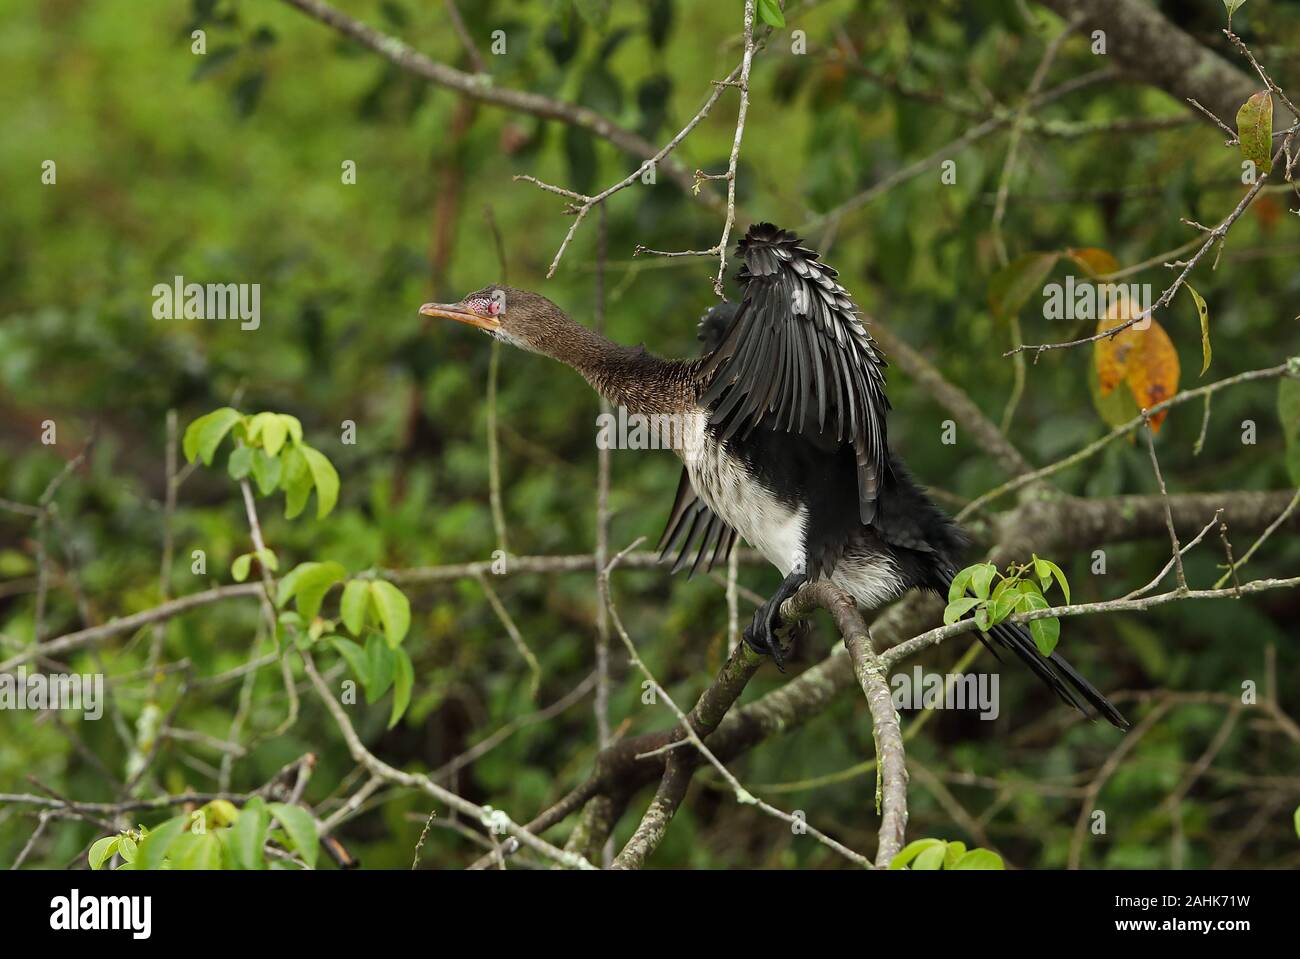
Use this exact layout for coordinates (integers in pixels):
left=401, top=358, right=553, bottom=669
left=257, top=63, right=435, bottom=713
left=1, top=0, right=1298, bottom=868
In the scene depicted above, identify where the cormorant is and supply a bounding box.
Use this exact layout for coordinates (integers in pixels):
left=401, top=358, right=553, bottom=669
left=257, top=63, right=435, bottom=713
left=421, top=222, right=1127, bottom=728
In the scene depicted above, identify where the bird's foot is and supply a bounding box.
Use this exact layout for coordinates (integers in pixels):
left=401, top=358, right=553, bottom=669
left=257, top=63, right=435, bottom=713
left=743, top=570, right=809, bottom=671
left=743, top=599, right=790, bottom=671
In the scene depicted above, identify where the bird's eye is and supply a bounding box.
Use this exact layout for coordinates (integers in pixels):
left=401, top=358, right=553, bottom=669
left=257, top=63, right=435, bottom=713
left=487, top=299, right=502, bottom=316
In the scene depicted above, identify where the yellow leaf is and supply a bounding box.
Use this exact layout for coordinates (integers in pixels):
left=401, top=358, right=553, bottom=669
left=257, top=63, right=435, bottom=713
left=1066, top=247, right=1120, bottom=278
left=1088, top=360, right=1139, bottom=438
left=1127, top=319, right=1179, bottom=431
left=1094, top=305, right=1135, bottom=396
left=1093, top=300, right=1180, bottom=431
left=1186, top=284, right=1211, bottom=376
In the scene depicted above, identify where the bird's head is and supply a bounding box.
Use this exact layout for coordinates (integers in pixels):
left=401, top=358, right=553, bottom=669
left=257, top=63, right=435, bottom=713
left=419, top=285, right=570, bottom=356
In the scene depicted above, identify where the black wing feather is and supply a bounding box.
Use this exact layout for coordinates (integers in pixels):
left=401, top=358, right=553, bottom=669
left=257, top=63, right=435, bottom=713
left=697, top=223, right=890, bottom=524
left=656, top=470, right=738, bottom=577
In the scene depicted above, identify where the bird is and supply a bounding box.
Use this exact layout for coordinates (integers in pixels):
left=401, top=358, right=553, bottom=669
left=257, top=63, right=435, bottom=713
left=421, top=221, right=1128, bottom=729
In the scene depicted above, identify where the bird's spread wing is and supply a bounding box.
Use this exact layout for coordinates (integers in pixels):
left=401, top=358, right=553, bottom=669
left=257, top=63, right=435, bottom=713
left=696, top=222, right=890, bottom=524
left=657, top=468, right=738, bottom=577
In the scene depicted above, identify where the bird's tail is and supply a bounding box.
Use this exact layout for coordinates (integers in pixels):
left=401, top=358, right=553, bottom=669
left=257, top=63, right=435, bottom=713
left=933, top=568, right=1129, bottom=730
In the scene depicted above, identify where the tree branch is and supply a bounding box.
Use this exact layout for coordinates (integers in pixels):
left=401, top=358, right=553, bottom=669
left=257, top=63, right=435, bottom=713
left=1035, top=0, right=1262, bottom=130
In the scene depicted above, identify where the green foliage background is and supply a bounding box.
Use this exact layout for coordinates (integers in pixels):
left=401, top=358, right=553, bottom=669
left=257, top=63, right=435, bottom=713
left=1, top=0, right=1298, bottom=869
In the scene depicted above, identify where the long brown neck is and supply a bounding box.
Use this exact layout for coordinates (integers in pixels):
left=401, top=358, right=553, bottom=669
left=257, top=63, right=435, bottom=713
left=532, top=320, right=699, bottom=416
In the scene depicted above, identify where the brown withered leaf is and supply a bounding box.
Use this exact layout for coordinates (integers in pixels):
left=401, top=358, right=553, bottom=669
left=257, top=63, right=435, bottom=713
left=1066, top=247, right=1120, bottom=278
left=1093, top=302, right=1180, bottom=432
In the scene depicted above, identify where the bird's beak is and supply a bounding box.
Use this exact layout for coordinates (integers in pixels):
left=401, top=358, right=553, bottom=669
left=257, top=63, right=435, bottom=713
left=418, top=302, right=501, bottom=332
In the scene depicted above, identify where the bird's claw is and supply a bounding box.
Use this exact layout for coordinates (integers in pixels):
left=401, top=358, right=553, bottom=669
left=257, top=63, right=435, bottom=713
left=744, top=601, right=789, bottom=672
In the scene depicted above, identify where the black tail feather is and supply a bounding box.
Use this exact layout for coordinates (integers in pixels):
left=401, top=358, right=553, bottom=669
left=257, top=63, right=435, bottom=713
left=937, top=571, right=1129, bottom=730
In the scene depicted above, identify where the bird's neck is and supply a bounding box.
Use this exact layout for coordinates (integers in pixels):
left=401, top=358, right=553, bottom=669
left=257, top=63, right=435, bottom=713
left=536, top=322, right=698, bottom=416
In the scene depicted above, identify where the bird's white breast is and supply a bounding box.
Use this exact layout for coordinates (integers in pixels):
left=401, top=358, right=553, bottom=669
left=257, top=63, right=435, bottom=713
left=679, top=412, right=807, bottom=576
left=828, top=554, right=904, bottom=610
left=678, top=411, right=905, bottom=610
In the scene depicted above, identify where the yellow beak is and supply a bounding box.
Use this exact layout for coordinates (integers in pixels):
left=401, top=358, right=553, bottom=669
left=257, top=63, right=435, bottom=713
left=419, top=302, right=501, bottom=332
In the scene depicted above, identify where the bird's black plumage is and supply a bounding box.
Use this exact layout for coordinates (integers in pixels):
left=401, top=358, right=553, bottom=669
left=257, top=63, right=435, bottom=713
left=659, top=222, right=1128, bottom=729
left=654, top=302, right=741, bottom=577
left=697, top=223, right=891, bottom=526
left=657, top=464, right=738, bottom=577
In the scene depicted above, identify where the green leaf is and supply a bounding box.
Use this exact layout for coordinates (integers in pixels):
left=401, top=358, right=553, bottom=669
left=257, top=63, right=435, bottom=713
left=246, top=411, right=266, bottom=443
left=988, top=251, right=1058, bottom=318
left=280, top=446, right=313, bottom=520
left=259, top=414, right=287, bottom=456
left=369, top=580, right=411, bottom=647
left=1040, top=559, right=1071, bottom=604
left=970, top=564, right=997, bottom=600
left=1278, top=377, right=1300, bottom=486
left=951, top=848, right=1005, bottom=870
left=1186, top=284, right=1211, bottom=376
left=139, top=816, right=186, bottom=870
left=118, top=835, right=138, bottom=863
left=183, top=407, right=242, bottom=465
left=889, top=838, right=945, bottom=870
left=1017, top=590, right=1059, bottom=655
left=1031, top=555, right=1051, bottom=593
left=300, top=445, right=340, bottom=518
left=280, top=414, right=304, bottom=445
left=227, top=444, right=254, bottom=480
left=990, top=589, right=1021, bottom=625
left=213, top=828, right=235, bottom=867
left=279, top=561, right=346, bottom=620
left=756, top=0, right=785, bottom=28
left=1029, top=617, right=1060, bottom=657
left=943, top=597, right=982, bottom=625
left=276, top=561, right=315, bottom=608
left=172, top=831, right=222, bottom=870
left=332, top=637, right=370, bottom=687
left=1016, top=588, right=1048, bottom=613
left=914, top=842, right=947, bottom=870
left=943, top=841, right=967, bottom=869
left=268, top=802, right=319, bottom=869
left=947, top=567, right=974, bottom=602
left=1294, top=805, right=1299, bottom=838
left=88, top=835, right=120, bottom=870
left=232, top=796, right=269, bottom=870
left=250, top=448, right=282, bottom=496
left=1236, top=90, right=1274, bottom=176
left=365, top=632, right=395, bottom=702
left=1031, top=555, right=1071, bottom=603
left=1222, top=1, right=1248, bottom=21
left=254, top=548, right=278, bottom=573
left=231, top=553, right=252, bottom=582
left=340, top=579, right=370, bottom=636
left=389, top=645, right=414, bottom=729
